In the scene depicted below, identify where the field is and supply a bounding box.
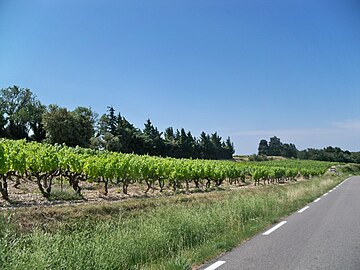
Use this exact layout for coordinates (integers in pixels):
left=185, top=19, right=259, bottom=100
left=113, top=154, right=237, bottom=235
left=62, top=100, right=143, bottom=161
left=1, top=139, right=358, bottom=269
left=0, top=139, right=332, bottom=206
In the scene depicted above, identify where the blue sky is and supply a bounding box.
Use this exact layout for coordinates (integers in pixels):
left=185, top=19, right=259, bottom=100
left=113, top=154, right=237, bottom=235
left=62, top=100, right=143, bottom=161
left=0, top=0, right=359, bottom=154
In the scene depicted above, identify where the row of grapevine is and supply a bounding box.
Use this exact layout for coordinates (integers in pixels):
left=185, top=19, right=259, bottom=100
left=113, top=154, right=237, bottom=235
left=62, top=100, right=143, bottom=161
left=0, top=139, right=332, bottom=201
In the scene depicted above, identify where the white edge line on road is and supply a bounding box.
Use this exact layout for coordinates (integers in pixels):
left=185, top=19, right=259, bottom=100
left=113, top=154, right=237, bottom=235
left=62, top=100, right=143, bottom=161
left=329, top=190, right=333, bottom=192
left=203, top=261, right=226, bottom=270
left=314, top=198, right=321, bottom=203
left=323, top=192, right=328, bottom=197
left=298, top=206, right=310, bottom=213
left=263, top=221, right=287, bottom=236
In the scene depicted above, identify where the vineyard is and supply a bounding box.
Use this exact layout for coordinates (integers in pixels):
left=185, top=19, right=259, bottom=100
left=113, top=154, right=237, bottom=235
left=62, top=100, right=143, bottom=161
left=0, top=139, right=333, bottom=203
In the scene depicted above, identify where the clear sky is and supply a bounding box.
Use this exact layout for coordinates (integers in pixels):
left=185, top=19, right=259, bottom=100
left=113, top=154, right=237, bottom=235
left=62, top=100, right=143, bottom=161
left=0, top=0, right=359, bottom=154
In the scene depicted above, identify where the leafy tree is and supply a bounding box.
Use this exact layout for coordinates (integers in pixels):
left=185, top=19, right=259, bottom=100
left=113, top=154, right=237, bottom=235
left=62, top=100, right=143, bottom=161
left=42, top=105, right=72, bottom=145
left=281, top=143, right=298, bottom=158
left=72, top=107, right=97, bottom=147
left=101, top=132, right=122, bottom=152
left=42, top=105, right=96, bottom=147
left=298, top=146, right=357, bottom=163
left=268, top=136, right=282, bottom=156
left=352, top=152, right=360, bottom=164
left=0, top=110, right=6, bottom=137
left=258, top=137, right=299, bottom=158
left=28, top=100, right=47, bottom=141
left=258, top=139, right=269, bottom=156
left=0, top=86, right=46, bottom=140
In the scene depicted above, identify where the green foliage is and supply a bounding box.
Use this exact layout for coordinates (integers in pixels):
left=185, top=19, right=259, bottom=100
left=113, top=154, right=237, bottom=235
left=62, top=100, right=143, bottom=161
left=0, top=85, right=46, bottom=140
left=0, top=139, right=333, bottom=201
left=258, top=137, right=298, bottom=158
left=94, top=107, right=235, bottom=159
left=1, top=86, right=235, bottom=160
left=268, top=136, right=282, bottom=156
left=42, top=105, right=96, bottom=147
left=165, top=257, right=192, bottom=270
left=0, top=175, right=343, bottom=270
left=48, top=188, right=83, bottom=201
left=258, top=139, right=269, bottom=155
left=249, top=154, right=268, bottom=161
left=337, top=164, right=360, bottom=174
left=298, top=146, right=360, bottom=164
left=258, top=137, right=359, bottom=164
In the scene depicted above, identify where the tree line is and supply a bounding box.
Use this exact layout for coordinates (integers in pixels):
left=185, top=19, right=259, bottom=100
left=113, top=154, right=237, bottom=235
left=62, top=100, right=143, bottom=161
left=258, top=136, right=360, bottom=164
left=0, top=85, right=235, bottom=159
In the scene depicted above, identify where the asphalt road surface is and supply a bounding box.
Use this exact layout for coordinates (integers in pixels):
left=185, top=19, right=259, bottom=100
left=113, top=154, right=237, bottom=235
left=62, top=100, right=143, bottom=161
left=200, top=176, right=360, bottom=270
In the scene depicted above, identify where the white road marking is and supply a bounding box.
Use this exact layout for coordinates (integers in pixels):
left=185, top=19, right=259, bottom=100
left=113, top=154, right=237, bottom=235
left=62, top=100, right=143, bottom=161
left=329, top=189, right=333, bottom=193
left=203, top=261, right=226, bottom=270
left=314, top=198, right=321, bottom=203
left=263, top=221, right=287, bottom=236
left=323, top=192, right=328, bottom=197
left=298, top=206, right=310, bottom=213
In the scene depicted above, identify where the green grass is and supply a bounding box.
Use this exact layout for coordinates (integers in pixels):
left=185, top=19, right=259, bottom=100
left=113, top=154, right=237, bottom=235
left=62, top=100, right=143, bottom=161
left=0, top=170, right=357, bottom=270
left=48, top=188, right=84, bottom=201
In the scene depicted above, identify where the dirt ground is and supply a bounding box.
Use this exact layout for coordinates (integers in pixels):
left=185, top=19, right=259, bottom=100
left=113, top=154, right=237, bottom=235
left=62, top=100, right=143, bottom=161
left=0, top=177, right=254, bottom=210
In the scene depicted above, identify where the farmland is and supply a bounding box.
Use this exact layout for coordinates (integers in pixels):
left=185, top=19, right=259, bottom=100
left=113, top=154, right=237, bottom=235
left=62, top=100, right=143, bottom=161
left=0, top=139, right=332, bottom=206
left=1, top=139, right=356, bottom=269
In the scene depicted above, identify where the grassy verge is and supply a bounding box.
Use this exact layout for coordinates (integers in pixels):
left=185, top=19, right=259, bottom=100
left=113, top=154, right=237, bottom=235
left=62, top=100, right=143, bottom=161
left=0, top=169, right=357, bottom=270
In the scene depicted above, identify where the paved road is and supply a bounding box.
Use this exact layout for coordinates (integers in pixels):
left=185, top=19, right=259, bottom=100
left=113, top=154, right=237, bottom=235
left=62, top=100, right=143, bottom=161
left=200, top=176, right=360, bottom=270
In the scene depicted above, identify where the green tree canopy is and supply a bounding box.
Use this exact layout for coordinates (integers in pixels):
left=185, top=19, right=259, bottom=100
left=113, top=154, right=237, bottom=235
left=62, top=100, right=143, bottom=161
left=0, top=86, right=46, bottom=140
left=43, top=105, right=96, bottom=147
left=258, top=139, right=269, bottom=156
left=268, top=136, right=282, bottom=156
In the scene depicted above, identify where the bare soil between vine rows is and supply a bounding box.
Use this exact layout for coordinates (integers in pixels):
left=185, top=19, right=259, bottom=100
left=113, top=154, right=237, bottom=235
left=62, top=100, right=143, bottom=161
left=0, top=177, right=302, bottom=210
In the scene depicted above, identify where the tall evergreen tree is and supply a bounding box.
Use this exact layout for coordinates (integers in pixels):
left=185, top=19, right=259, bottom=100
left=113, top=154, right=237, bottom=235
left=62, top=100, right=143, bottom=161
left=225, top=136, right=235, bottom=159
left=116, top=113, right=144, bottom=154
left=163, top=127, right=177, bottom=157
left=28, top=100, right=46, bottom=141
left=93, top=106, right=237, bottom=160
left=199, top=131, right=212, bottom=159
left=164, top=127, right=175, bottom=142
left=143, top=119, right=165, bottom=156
left=210, top=132, right=223, bottom=159
left=108, top=106, right=117, bottom=135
